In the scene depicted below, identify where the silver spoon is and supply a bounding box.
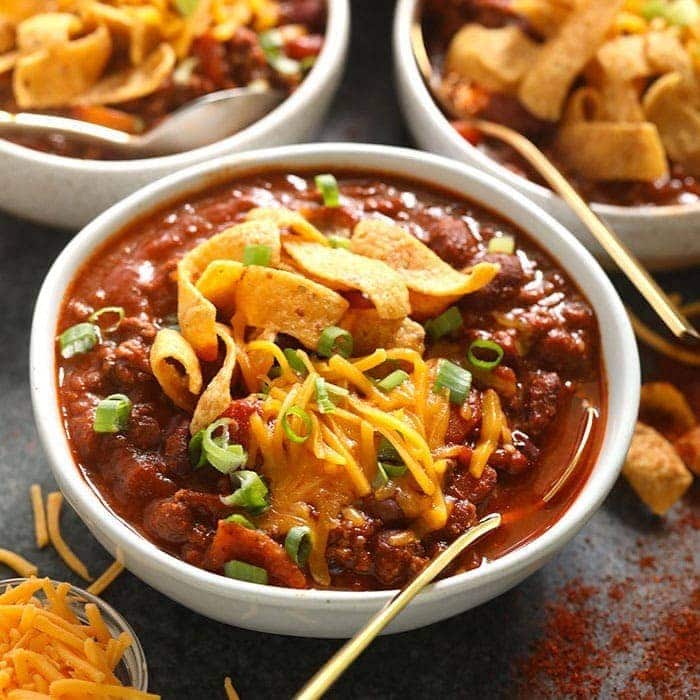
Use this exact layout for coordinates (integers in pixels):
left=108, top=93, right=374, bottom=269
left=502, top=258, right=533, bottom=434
left=0, top=86, right=285, bottom=157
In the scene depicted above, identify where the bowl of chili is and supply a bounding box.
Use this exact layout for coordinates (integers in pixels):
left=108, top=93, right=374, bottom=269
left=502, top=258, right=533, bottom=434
left=30, top=142, right=639, bottom=636
left=393, top=0, right=700, bottom=270
left=0, top=0, right=349, bottom=230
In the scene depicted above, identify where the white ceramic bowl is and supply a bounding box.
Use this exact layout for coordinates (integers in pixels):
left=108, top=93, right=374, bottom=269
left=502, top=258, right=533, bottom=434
left=30, top=143, right=639, bottom=637
left=0, top=0, right=349, bottom=231
left=393, top=0, right=700, bottom=271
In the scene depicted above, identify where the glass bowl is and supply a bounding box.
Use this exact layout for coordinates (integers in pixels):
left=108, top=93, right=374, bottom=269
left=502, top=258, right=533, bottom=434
left=0, top=577, right=149, bottom=692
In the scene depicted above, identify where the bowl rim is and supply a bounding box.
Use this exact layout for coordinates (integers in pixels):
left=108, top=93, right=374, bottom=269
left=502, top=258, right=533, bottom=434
left=0, top=577, right=149, bottom=691
left=392, top=0, right=700, bottom=221
left=0, top=0, right=350, bottom=172
left=30, top=142, right=639, bottom=609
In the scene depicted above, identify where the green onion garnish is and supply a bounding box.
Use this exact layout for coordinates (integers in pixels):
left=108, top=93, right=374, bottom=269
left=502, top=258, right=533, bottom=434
left=224, top=560, right=268, bottom=585
left=300, top=55, right=317, bottom=72
left=326, top=382, right=349, bottom=400
left=59, top=323, right=100, bottom=359
left=242, top=244, right=272, bottom=267
left=220, top=470, right=269, bottom=513
left=317, top=326, right=353, bottom=358
left=315, top=377, right=336, bottom=414
left=281, top=406, right=312, bottom=443
left=433, top=360, right=472, bottom=405
left=382, top=461, right=407, bottom=478
left=259, top=29, right=301, bottom=75
left=315, top=174, right=340, bottom=208
left=377, top=370, right=410, bottom=392
left=284, top=348, right=308, bottom=376
left=328, top=235, right=350, bottom=249
left=643, top=0, right=699, bottom=25
left=377, top=436, right=401, bottom=463
left=194, top=418, right=248, bottom=474
left=174, top=0, right=199, bottom=16
left=88, top=306, right=125, bottom=333
left=467, top=339, right=504, bottom=371
left=487, top=235, right=515, bottom=255
left=284, top=525, right=312, bottom=566
left=372, top=463, right=389, bottom=490
left=93, top=394, right=132, bottom=434
left=225, top=513, right=256, bottom=529
left=424, top=306, right=463, bottom=341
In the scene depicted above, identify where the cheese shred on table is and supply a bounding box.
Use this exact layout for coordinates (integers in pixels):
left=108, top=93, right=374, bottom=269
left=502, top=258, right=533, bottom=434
left=0, top=578, right=159, bottom=698
left=46, top=493, right=92, bottom=583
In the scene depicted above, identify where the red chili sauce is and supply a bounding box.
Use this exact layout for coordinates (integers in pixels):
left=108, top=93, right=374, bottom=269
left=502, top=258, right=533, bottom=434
left=0, top=0, right=325, bottom=160
left=423, top=0, right=700, bottom=207
left=56, top=170, right=607, bottom=590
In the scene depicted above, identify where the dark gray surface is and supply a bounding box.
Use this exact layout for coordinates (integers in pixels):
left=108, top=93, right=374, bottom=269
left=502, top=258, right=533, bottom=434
left=1, top=1, right=698, bottom=698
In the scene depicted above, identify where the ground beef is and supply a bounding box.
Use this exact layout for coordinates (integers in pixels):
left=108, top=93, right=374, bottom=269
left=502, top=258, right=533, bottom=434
left=467, top=253, right=526, bottom=308
left=327, top=517, right=379, bottom=576
left=129, top=404, right=162, bottom=451
left=144, top=497, right=194, bottom=544
left=374, top=531, right=428, bottom=587
left=427, top=216, right=479, bottom=267
left=521, top=370, right=563, bottom=436
left=536, top=327, right=590, bottom=375
left=105, top=445, right=177, bottom=505
left=163, top=417, right=192, bottom=477
left=448, top=464, right=498, bottom=504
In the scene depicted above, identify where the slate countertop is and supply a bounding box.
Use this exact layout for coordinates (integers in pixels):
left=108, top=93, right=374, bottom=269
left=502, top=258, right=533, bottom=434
left=1, top=1, right=698, bottom=698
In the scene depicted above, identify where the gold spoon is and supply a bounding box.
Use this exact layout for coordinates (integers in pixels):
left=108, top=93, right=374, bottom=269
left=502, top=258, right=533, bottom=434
left=410, top=16, right=700, bottom=345
left=295, top=512, right=501, bottom=700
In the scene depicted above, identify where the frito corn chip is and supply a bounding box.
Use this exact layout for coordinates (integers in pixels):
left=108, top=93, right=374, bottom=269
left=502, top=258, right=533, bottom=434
left=13, top=24, right=111, bottom=108
left=178, top=219, right=280, bottom=360
left=643, top=72, right=700, bottom=176
left=191, top=324, right=238, bottom=435
left=16, top=13, right=82, bottom=53
left=639, top=381, right=697, bottom=438
left=150, top=328, right=203, bottom=412
left=196, top=260, right=245, bottom=317
left=236, top=266, right=349, bottom=350
left=518, top=0, right=624, bottom=121
left=623, top=422, right=692, bottom=515
left=675, top=426, right=700, bottom=477
left=75, top=41, right=174, bottom=105
left=340, top=309, right=425, bottom=355
left=350, top=219, right=499, bottom=317
left=246, top=207, right=329, bottom=245
left=284, top=240, right=410, bottom=320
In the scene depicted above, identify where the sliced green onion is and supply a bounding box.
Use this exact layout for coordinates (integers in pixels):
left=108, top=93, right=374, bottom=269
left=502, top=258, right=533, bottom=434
left=315, top=174, right=340, bottom=208
left=188, top=429, right=208, bottom=468
left=377, top=370, right=410, bottom=392
left=281, top=406, right=312, bottom=443
left=467, top=339, right=504, bottom=371
left=224, top=560, right=268, bottom=585
left=225, top=513, right=256, bottom=529
left=315, top=377, right=336, bottom=414
left=377, top=437, right=401, bottom=463
left=199, top=418, right=248, bottom=474
left=424, top=306, right=463, bottom=340
left=433, top=360, right=472, bottom=405
left=382, top=461, right=407, bottom=478
left=284, top=348, right=308, bottom=376
left=242, top=244, right=272, bottom=267
left=259, top=29, right=301, bottom=75
left=221, top=470, right=269, bottom=513
left=328, top=235, right=350, bottom=249
left=284, top=525, right=312, bottom=566
left=643, top=0, right=699, bottom=24
left=59, top=323, right=100, bottom=359
left=487, top=235, right=515, bottom=255
left=93, top=394, right=132, bottom=434
left=88, top=306, right=125, bottom=333
left=174, top=0, right=199, bottom=16
left=300, top=55, right=317, bottom=72
left=317, top=326, right=353, bottom=358
left=372, top=462, right=389, bottom=490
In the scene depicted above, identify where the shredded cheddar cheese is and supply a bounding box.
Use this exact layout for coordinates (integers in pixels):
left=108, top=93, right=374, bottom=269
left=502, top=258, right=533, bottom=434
left=0, top=578, right=159, bottom=698
left=87, top=562, right=125, bottom=597
left=46, top=493, right=92, bottom=583
left=0, top=549, right=38, bottom=578
left=30, top=485, right=49, bottom=550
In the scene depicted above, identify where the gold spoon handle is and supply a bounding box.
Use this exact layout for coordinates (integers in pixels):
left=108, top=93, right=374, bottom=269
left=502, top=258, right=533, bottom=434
left=471, top=119, right=699, bottom=343
left=295, top=512, right=502, bottom=700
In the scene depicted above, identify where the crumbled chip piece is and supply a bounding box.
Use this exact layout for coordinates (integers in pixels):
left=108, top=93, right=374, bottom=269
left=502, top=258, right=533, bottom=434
left=150, top=328, right=203, bottom=412
left=623, top=422, right=693, bottom=515
left=639, top=381, right=697, bottom=438
left=675, top=425, right=700, bottom=477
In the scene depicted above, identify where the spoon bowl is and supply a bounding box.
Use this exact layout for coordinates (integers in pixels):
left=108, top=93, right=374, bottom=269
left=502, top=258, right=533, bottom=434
left=0, top=87, right=286, bottom=158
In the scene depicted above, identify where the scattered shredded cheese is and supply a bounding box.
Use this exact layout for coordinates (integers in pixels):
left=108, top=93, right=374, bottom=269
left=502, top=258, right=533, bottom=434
left=0, top=549, right=38, bottom=578
left=30, top=485, right=49, bottom=549
left=87, top=562, right=125, bottom=597
left=46, top=493, right=92, bottom=582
